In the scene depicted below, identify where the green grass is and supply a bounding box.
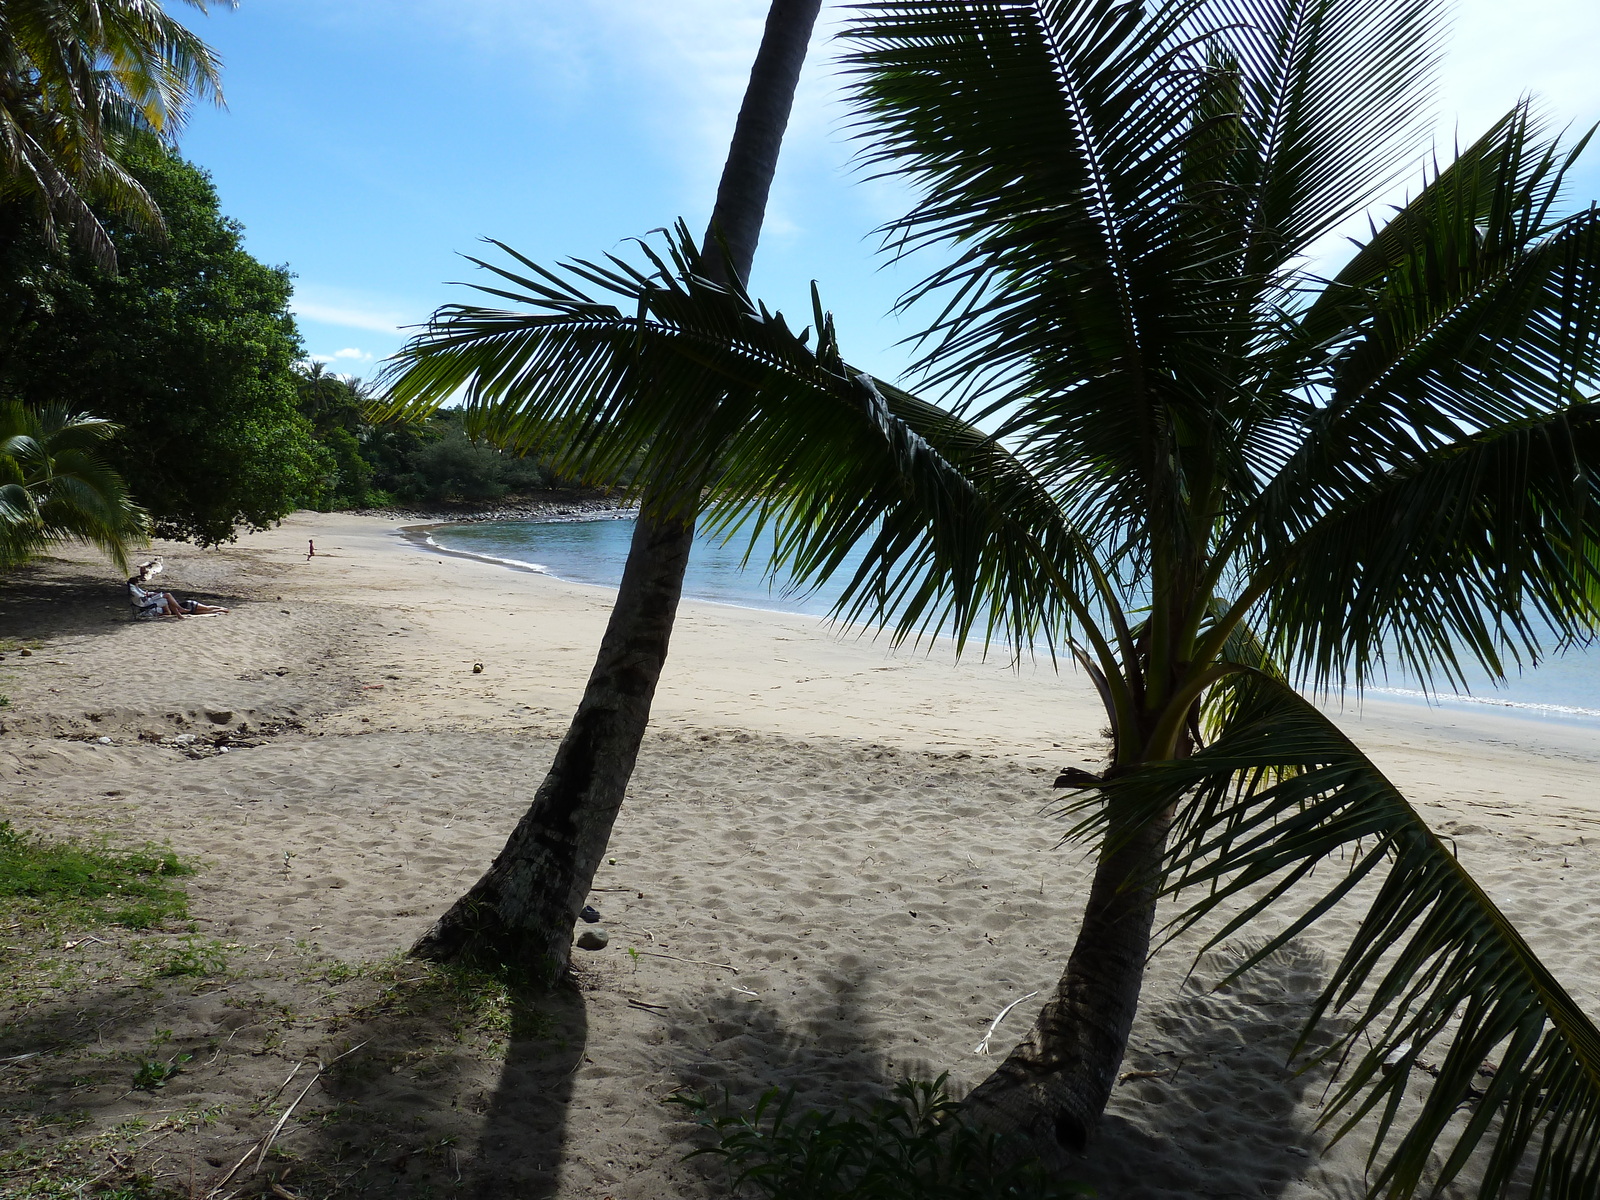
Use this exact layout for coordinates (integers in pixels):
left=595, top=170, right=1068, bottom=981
left=330, top=957, right=551, bottom=1052
left=148, top=935, right=229, bottom=978
left=0, top=821, right=193, bottom=931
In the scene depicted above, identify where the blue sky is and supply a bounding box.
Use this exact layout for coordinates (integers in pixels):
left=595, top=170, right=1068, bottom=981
left=176, top=1, right=1600, bottom=388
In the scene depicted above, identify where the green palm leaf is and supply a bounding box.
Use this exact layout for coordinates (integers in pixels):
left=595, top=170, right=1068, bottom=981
left=1265, top=401, right=1600, bottom=695
left=383, top=228, right=1126, bottom=663
left=0, top=402, right=145, bottom=570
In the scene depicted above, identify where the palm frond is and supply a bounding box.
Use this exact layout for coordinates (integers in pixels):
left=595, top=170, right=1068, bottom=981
left=1264, top=401, right=1600, bottom=695
left=0, top=402, right=145, bottom=571
left=840, top=0, right=1215, bottom=540
left=1256, top=105, right=1600, bottom=536
left=381, top=228, right=1116, bottom=660
left=1214, top=0, right=1443, bottom=278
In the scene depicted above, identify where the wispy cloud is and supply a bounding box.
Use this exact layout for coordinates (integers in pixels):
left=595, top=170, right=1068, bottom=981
left=291, top=293, right=415, bottom=335
left=340, top=1, right=838, bottom=209
left=306, top=348, right=376, bottom=370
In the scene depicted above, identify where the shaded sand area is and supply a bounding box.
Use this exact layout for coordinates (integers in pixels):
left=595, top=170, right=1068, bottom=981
left=4, top=512, right=1600, bottom=1198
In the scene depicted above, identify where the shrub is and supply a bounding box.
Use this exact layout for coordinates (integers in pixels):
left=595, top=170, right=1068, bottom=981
left=674, top=1075, right=1092, bottom=1199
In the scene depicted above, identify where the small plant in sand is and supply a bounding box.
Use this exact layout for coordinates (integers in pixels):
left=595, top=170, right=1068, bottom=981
left=676, top=1075, right=1091, bottom=1199
left=131, top=1054, right=191, bottom=1092
left=152, top=936, right=229, bottom=979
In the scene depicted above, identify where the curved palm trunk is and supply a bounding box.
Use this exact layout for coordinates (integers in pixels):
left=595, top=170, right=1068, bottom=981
left=966, top=668, right=1191, bottom=1149
left=413, top=0, right=824, bottom=975
left=963, top=804, right=1172, bottom=1149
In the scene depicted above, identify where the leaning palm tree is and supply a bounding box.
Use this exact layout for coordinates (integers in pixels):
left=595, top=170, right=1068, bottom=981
left=0, top=400, right=146, bottom=569
left=0, top=0, right=228, bottom=271
left=394, top=0, right=825, bottom=980
left=386, top=0, right=1600, bottom=1193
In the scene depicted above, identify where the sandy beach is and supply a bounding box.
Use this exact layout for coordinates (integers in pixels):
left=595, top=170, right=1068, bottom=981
left=4, top=511, right=1600, bottom=1199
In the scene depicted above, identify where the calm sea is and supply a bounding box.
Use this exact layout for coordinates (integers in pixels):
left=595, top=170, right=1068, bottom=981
left=419, top=516, right=1600, bottom=727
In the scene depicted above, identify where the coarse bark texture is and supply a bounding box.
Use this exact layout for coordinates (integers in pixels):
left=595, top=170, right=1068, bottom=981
left=962, top=806, right=1173, bottom=1151
left=410, top=510, right=694, bottom=975
left=411, top=0, right=823, bottom=977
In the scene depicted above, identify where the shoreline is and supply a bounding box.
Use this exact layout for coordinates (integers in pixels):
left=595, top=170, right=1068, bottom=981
left=345, top=490, right=636, bottom=526
left=3, top=509, right=1599, bottom=1199
left=407, top=506, right=1600, bottom=739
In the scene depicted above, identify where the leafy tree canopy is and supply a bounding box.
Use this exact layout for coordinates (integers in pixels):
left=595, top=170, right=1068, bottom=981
left=0, top=137, right=319, bottom=544
left=0, top=0, right=227, bottom=271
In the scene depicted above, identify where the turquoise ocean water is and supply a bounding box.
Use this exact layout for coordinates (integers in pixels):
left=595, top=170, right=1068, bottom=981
left=419, top=516, right=1600, bottom=726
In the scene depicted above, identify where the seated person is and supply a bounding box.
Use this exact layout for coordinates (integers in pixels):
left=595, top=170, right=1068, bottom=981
left=127, top=562, right=229, bottom=619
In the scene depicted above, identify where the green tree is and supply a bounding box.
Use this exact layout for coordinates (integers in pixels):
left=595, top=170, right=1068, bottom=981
left=386, top=0, right=1600, bottom=1192
left=0, top=138, right=320, bottom=544
left=292, top=361, right=376, bottom=509
left=395, top=0, right=826, bottom=977
left=0, top=401, right=145, bottom=569
left=0, top=0, right=228, bottom=271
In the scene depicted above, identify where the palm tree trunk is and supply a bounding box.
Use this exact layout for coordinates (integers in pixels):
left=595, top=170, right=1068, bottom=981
left=413, top=0, right=824, bottom=975
left=962, top=804, right=1173, bottom=1150
left=411, top=509, right=694, bottom=975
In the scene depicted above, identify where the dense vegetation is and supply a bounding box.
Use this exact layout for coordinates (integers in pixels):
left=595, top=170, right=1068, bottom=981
left=0, top=141, right=573, bottom=561
left=294, top=365, right=560, bottom=511
left=0, top=139, right=319, bottom=544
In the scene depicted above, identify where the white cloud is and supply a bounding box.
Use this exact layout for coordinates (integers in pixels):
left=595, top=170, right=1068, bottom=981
left=336, top=2, right=839, bottom=211
left=292, top=301, right=408, bottom=334
left=332, top=347, right=369, bottom=360
left=289, top=281, right=426, bottom=336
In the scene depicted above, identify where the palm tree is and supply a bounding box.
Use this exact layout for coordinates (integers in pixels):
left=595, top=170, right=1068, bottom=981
left=0, top=400, right=146, bottom=569
left=0, top=0, right=228, bottom=271
left=394, top=0, right=826, bottom=979
left=384, top=0, right=1600, bottom=1192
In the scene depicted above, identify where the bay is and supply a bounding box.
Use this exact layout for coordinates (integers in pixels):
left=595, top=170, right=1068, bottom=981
left=420, top=516, right=1600, bottom=726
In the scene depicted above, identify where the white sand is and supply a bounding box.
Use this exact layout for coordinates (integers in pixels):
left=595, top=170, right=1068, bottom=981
left=4, top=511, right=1599, bottom=1198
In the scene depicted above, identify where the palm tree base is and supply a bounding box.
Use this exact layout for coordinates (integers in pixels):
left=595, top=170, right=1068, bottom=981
left=407, top=509, right=696, bottom=982
left=962, top=810, right=1173, bottom=1153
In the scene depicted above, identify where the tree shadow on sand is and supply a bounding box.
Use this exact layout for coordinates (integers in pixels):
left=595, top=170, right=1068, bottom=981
left=0, top=557, right=247, bottom=645
left=0, top=559, right=136, bottom=642
left=659, top=945, right=1333, bottom=1200
left=1076, top=939, right=1334, bottom=1200
left=304, top=967, right=587, bottom=1200
left=0, top=956, right=586, bottom=1200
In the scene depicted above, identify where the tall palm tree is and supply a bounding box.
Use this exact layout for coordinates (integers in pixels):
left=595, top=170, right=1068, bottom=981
left=0, top=0, right=228, bottom=271
left=384, top=0, right=1600, bottom=1192
left=0, top=400, right=146, bottom=569
left=395, top=0, right=826, bottom=979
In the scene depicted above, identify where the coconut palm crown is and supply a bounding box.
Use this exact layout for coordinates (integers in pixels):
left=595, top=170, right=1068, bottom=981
left=0, top=0, right=229, bottom=270
left=385, top=0, right=1600, bottom=1193
left=0, top=401, right=146, bottom=569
